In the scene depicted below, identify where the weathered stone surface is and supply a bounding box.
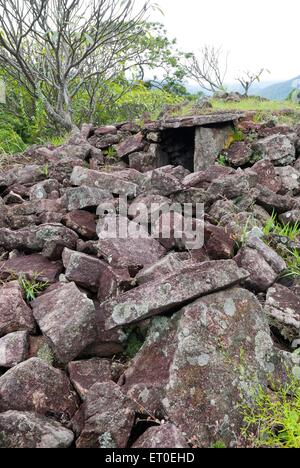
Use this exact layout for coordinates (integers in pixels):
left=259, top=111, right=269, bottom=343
left=256, top=184, right=298, bottom=213
left=88, top=133, right=120, bottom=149
left=63, top=210, right=97, bottom=239
left=73, top=381, right=136, bottom=448
left=95, top=236, right=166, bottom=271
left=163, top=288, right=277, bottom=447
left=146, top=167, right=182, bottom=196
left=0, top=331, right=28, bottom=368
left=0, top=224, right=78, bottom=258
left=205, top=223, right=235, bottom=260
left=68, top=358, right=112, bottom=399
left=0, top=411, right=74, bottom=448
left=182, top=166, right=234, bottom=189
left=249, top=160, right=281, bottom=193
left=235, top=235, right=286, bottom=292
left=207, top=173, right=251, bottom=200
left=279, top=210, right=300, bottom=224
left=62, top=248, right=112, bottom=292
left=31, top=282, right=96, bottom=364
left=144, top=112, right=244, bottom=131
left=98, top=265, right=133, bottom=302
left=135, top=253, right=190, bottom=285
left=102, top=260, right=249, bottom=329
left=194, top=125, right=233, bottom=171
left=29, top=179, right=61, bottom=201
left=0, top=281, right=35, bottom=337
left=132, top=423, right=188, bottom=448
left=0, top=254, right=62, bottom=283
left=62, top=187, right=113, bottom=211
left=0, top=358, right=78, bottom=419
left=275, top=166, right=300, bottom=195
left=265, top=283, right=300, bottom=342
left=94, top=125, right=117, bottom=136
left=227, top=141, right=253, bottom=167
left=116, top=132, right=145, bottom=158
left=70, top=166, right=138, bottom=197
left=0, top=165, right=43, bottom=189
left=123, top=315, right=179, bottom=414
left=125, top=287, right=278, bottom=447
left=252, top=134, right=296, bottom=166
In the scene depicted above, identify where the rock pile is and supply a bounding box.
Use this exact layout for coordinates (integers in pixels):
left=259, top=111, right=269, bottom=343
left=0, top=113, right=300, bottom=448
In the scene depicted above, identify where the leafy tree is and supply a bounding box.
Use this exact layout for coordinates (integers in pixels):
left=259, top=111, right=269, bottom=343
left=0, top=0, right=158, bottom=130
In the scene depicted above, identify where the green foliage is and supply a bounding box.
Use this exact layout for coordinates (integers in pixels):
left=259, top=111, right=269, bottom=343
left=263, top=211, right=300, bottom=241
left=104, top=147, right=117, bottom=159
left=282, top=249, right=300, bottom=278
left=0, top=128, right=27, bottom=154
left=18, top=274, right=49, bottom=302
left=216, top=154, right=228, bottom=167
left=241, top=377, right=300, bottom=448
left=211, top=441, right=226, bottom=448
left=125, top=329, right=144, bottom=359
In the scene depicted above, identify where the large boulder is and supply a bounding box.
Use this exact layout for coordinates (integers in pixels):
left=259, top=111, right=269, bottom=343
left=0, top=411, right=74, bottom=448
left=62, top=248, right=113, bottom=292
left=0, top=224, right=78, bottom=259
left=70, top=167, right=138, bottom=198
left=0, top=254, right=62, bottom=283
left=125, top=288, right=280, bottom=447
left=252, top=134, right=296, bottom=166
left=116, top=132, right=145, bottom=158
left=226, top=141, right=253, bottom=167
left=62, top=187, right=113, bottom=211
left=0, top=358, right=78, bottom=420
left=0, top=281, right=35, bottom=337
left=31, top=283, right=97, bottom=364
left=102, top=260, right=249, bottom=329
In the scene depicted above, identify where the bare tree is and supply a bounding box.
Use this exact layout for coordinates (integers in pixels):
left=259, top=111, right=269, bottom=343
left=184, top=46, right=228, bottom=94
left=236, top=69, right=268, bottom=97
left=0, top=0, right=153, bottom=130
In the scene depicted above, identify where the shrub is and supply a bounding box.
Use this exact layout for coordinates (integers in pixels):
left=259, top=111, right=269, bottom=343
left=0, top=128, right=27, bottom=154
left=241, top=377, right=300, bottom=448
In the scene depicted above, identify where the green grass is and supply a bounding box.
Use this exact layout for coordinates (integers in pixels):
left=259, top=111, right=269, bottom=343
left=210, top=97, right=300, bottom=113
left=170, top=97, right=300, bottom=126
left=18, top=274, right=49, bottom=302
left=241, top=377, right=300, bottom=448
left=281, top=249, right=300, bottom=278
left=263, top=211, right=300, bottom=241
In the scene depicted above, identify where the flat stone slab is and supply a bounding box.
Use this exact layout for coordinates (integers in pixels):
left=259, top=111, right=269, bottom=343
left=144, top=112, right=246, bottom=131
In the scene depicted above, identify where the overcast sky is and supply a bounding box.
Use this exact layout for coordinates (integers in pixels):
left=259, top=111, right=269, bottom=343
left=144, top=0, right=299, bottom=82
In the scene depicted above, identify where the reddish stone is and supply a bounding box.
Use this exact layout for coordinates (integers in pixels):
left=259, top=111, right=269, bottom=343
left=63, top=210, right=97, bottom=239
left=68, top=358, right=112, bottom=399
left=250, top=160, right=282, bottom=193
left=116, top=132, right=145, bottom=158
left=0, top=331, right=28, bottom=368
left=102, top=260, right=249, bottom=329
left=0, top=358, right=78, bottom=420
left=0, top=254, right=62, bottom=283
left=31, top=282, right=96, bottom=364
left=73, top=381, right=137, bottom=448
left=0, top=281, right=36, bottom=337
left=132, top=424, right=188, bottom=448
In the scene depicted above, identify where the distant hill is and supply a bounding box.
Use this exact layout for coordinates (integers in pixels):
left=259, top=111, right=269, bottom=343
left=186, top=76, right=300, bottom=101
left=254, top=76, right=300, bottom=101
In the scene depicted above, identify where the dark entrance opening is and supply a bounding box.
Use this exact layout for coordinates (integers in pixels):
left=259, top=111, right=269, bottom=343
left=159, top=127, right=195, bottom=172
